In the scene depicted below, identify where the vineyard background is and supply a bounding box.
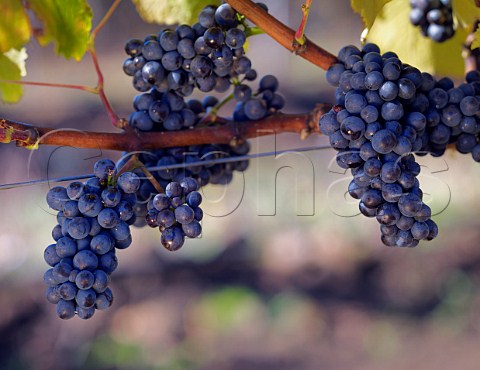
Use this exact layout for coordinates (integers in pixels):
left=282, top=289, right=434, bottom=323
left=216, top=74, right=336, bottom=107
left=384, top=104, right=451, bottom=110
left=1, top=1, right=480, bottom=369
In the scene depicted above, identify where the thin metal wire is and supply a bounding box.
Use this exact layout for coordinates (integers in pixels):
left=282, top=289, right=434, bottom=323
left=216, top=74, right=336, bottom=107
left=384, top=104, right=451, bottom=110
left=0, top=174, right=95, bottom=190
left=0, top=145, right=332, bottom=190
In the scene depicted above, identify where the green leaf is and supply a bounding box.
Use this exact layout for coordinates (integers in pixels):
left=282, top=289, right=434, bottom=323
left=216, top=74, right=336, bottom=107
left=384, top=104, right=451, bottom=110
left=363, top=0, right=470, bottom=77
left=27, top=0, right=93, bottom=61
left=0, top=53, right=23, bottom=103
left=0, top=0, right=31, bottom=54
left=132, top=0, right=221, bottom=25
left=350, top=0, right=392, bottom=29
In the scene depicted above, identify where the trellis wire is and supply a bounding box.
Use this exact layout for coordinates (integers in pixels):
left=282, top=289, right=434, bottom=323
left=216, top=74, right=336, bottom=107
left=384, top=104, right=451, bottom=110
left=0, top=145, right=332, bottom=190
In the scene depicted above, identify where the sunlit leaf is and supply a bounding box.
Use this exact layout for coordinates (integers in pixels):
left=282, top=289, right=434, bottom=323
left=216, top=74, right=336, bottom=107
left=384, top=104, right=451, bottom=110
left=132, top=0, right=221, bottom=25
left=0, top=0, right=31, bottom=54
left=4, top=48, right=28, bottom=77
left=453, top=0, right=480, bottom=28
left=364, top=0, right=470, bottom=77
left=350, top=0, right=392, bottom=30
left=0, top=54, right=23, bottom=103
left=27, top=0, right=93, bottom=61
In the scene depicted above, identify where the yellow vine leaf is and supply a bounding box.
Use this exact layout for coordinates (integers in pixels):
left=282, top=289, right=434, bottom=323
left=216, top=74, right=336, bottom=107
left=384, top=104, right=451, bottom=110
left=0, top=53, right=23, bottom=103
left=28, top=0, right=93, bottom=61
left=0, top=0, right=31, bottom=54
left=453, top=0, right=480, bottom=29
left=361, top=0, right=474, bottom=77
left=132, top=0, right=221, bottom=25
left=350, top=0, right=392, bottom=30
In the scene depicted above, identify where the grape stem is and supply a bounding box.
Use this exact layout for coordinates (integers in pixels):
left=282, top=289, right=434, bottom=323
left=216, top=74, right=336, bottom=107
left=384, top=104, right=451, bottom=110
left=294, top=0, right=313, bottom=49
left=0, top=105, right=330, bottom=151
left=197, top=93, right=235, bottom=127
left=90, top=0, right=122, bottom=41
left=113, top=154, right=165, bottom=193
left=0, top=79, right=97, bottom=93
left=87, top=0, right=124, bottom=129
left=225, top=0, right=337, bottom=70
left=114, top=154, right=139, bottom=179
left=87, top=47, right=124, bottom=128
left=0, top=0, right=125, bottom=130
left=244, top=26, right=265, bottom=37
left=0, top=48, right=125, bottom=129
left=137, top=160, right=165, bottom=194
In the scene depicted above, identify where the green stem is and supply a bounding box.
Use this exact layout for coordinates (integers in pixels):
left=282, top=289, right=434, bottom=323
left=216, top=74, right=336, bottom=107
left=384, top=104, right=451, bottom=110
left=212, top=92, right=235, bottom=113
left=245, top=26, right=265, bottom=37
left=197, top=93, right=235, bottom=127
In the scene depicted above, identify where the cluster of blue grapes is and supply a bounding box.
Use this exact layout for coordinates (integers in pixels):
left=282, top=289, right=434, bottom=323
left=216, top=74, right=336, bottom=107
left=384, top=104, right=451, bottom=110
left=322, top=43, right=441, bottom=247
left=409, top=0, right=454, bottom=42
left=43, top=159, right=140, bottom=319
left=233, top=74, right=285, bottom=121
left=127, top=140, right=248, bottom=232
left=123, top=3, right=252, bottom=98
left=145, top=177, right=203, bottom=251
left=124, top=3, right=281, bottom=132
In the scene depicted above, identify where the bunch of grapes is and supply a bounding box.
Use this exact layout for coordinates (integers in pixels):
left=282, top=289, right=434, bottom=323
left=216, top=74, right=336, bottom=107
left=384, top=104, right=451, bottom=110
left=123, top=2, right=282, bottom=132
left=322, top=43, right=441, bottom=247
left=122, top=3, right=252, bottom=96
left=43, top=159, right=139, bottom=319
left=409, top=0, right=454, bottom=42
left=145, top=177, right=203, bottom=251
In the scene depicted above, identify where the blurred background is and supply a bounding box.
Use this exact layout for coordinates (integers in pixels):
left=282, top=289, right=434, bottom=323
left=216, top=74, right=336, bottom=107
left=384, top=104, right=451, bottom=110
left=1, top=1, right=480, bottom=369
